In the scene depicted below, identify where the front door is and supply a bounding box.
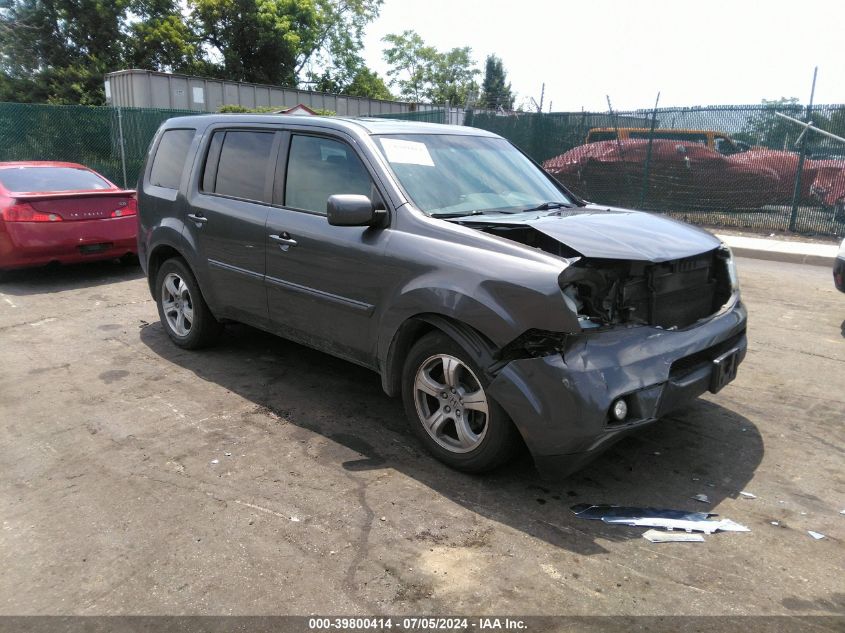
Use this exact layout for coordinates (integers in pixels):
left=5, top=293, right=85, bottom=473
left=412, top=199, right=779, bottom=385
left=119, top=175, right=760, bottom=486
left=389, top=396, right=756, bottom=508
left=265, top=133, right=393, bottom=367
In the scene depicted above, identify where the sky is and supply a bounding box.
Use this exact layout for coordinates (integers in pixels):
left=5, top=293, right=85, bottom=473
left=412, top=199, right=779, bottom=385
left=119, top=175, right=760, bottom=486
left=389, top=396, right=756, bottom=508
left=361, top=0, right=845, bottom=111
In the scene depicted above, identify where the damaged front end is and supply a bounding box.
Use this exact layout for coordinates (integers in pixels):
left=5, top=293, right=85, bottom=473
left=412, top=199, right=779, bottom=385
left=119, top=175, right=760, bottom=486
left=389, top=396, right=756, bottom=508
left=558, top=246, right=738, bottom=330
left=466, top=216, right=747, bottom=479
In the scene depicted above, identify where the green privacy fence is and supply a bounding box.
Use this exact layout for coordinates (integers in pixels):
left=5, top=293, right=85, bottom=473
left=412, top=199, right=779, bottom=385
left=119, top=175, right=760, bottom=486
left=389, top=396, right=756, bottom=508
left=0, top=102, right=194, bottom=189
left=466, top=104, right=845, bottom=236
left=0, top=102, right=447, bottom=191
left=1, top=101, right=843, bottom=236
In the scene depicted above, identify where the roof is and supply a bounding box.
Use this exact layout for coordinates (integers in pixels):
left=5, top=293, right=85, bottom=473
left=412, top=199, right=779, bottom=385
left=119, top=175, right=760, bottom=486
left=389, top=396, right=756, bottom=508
left=161, top=114, right=501, bottom=138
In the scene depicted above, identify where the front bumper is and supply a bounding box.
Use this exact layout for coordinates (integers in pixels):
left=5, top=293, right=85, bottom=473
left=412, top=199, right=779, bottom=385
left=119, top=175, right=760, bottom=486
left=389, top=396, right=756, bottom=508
left=488, top=296, right=748, bottom=478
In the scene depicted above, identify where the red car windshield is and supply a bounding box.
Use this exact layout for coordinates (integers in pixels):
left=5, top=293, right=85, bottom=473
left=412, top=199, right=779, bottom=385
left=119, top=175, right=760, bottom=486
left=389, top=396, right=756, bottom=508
left=0, top=167, right=111, bottom=193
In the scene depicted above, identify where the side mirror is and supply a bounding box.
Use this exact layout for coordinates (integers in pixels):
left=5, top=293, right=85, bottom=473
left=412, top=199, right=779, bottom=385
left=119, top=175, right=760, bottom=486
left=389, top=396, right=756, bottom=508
left=327, top=194, right=386, bottom=227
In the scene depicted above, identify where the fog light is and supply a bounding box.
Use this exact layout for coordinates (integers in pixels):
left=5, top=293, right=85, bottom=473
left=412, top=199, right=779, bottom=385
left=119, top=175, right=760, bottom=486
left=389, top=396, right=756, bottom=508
left=612, top=399, right=628, bottom=421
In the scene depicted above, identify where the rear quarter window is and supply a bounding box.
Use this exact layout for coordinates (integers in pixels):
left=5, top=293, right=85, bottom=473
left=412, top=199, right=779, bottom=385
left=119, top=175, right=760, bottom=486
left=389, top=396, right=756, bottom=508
left=150, top=129, right=195, bottom=190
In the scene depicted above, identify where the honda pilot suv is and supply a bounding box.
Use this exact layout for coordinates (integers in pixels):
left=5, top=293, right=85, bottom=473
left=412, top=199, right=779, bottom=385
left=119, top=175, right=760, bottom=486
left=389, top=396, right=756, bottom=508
left=138, top=115, right=747, bottom=477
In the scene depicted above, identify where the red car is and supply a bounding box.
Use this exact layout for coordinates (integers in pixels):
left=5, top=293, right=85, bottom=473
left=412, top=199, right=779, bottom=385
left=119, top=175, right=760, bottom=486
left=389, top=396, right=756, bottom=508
left=0, top=161, right=137, bottom=270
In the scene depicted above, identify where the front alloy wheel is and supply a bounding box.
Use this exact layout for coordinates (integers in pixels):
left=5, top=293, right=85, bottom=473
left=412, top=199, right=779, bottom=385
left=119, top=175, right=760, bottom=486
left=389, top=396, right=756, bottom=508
left=413, top=354, right=490, bottom=453
left=402, top=331, right=518, bottom=473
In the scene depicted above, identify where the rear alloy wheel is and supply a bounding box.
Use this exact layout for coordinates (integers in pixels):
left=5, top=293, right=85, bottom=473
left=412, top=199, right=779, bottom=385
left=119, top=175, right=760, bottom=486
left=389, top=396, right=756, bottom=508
left=402, top=332, right=518, bottom=473
left=155, top=258, right=220, bottom=349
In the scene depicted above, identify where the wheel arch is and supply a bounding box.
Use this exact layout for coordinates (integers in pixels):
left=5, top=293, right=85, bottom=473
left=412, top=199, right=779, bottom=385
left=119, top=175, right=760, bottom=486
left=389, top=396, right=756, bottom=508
left=380, top=313, right=500, bottom=398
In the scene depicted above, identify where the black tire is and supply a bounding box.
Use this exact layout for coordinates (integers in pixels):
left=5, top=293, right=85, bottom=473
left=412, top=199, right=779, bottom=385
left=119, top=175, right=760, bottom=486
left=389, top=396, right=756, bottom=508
left=154, top=257, right=221, bottom=349
left=401, top=331, right=518, bottom=473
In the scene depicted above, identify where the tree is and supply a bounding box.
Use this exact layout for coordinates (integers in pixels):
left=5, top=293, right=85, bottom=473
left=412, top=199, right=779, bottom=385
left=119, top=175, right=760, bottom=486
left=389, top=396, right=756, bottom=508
left=0, top=0, right=385, bottom=104
left=190, top=0, right=382, bottom=86
left=382, top=30, right=437, bottom=102
left=345, top=67, right=392, bottom=100
left=124, top=1, right=206, bottom=74
left=0, top=0, right=130, bottom=104
left=479, top=54, right=513, bottom=110
left=428, top=47, right=479, bottom=106
left=382, top=30, right=479, bottom=105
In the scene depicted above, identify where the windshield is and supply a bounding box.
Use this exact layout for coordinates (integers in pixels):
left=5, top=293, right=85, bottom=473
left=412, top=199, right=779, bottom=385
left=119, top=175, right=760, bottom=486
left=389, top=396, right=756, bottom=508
left=0, top=166, right=111, bottom=193
left=374, top=134, right=572, bottom=216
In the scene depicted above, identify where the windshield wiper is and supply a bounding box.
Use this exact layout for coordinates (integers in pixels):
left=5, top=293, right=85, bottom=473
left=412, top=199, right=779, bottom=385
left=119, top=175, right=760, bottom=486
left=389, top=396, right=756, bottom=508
left=522, top=201, right=574, bottom=212
left=430, top=210, right=486, bottom=219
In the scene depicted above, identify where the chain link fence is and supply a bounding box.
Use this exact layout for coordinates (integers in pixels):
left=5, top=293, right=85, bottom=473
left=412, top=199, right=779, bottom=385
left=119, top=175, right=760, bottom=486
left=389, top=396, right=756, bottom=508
left=467, top=104, right=845, bottom=237
left=0, top=102, right=193, bottom=189
left=2, top=101, right=844, bottom=236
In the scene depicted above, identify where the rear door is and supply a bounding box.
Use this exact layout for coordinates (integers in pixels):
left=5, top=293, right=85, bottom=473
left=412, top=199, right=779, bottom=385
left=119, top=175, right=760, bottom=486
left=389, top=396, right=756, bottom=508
left=185, top=127, right=281, bottom=326
left=264, top=132, right=393, bottom=367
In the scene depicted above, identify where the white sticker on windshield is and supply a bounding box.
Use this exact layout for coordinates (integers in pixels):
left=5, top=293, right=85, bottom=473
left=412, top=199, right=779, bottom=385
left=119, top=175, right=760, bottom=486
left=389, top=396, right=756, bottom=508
left=380, top=138, right=435, bottom=166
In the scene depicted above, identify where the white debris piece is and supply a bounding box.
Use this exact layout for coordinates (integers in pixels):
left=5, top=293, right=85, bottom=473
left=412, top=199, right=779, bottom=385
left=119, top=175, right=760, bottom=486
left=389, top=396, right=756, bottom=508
left=807, top=531, right=826, bottom=540
left=739, top=491, right=757, bottom=499
left=210, top=459, right=219, bottom=465
left=605, top=517, right=750, bottom=534
left=691, top=494, right=711, bottom=503
left=643, top=529, right=704, bottom=543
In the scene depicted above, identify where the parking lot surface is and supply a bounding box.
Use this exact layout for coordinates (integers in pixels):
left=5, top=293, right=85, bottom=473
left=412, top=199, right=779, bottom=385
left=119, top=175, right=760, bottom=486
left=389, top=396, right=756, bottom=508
left=0, top=257, right=843, bottom=616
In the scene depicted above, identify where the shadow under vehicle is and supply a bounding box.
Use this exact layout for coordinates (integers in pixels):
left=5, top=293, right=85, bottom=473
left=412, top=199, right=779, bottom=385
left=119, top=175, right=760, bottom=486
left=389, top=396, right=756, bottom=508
left=141, top=321, right=763, bottom=554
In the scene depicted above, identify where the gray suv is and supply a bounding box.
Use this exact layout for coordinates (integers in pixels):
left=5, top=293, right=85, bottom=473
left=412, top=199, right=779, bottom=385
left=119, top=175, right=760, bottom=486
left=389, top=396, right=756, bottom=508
left=138, top=115, right=747, bottom=477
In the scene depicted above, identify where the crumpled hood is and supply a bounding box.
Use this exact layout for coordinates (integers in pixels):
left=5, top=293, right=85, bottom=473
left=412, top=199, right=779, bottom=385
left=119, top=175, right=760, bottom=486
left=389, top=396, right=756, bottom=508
left=462, top=205, right=721, bottom=262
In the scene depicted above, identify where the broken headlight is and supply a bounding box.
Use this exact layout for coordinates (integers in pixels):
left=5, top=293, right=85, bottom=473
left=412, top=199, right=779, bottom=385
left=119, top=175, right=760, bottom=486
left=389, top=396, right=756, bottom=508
left=718, top=245, right=740, bottom=293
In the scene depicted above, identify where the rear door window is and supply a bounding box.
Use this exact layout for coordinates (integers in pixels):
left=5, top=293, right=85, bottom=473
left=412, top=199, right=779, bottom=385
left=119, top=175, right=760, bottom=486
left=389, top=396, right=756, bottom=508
left=284, top=135, right=373, bottom=214
left=204, top=130, right=276, bottom=202
left=0, top=167, right=111, bottom=192
left=150, top=129, right=195, bottom=189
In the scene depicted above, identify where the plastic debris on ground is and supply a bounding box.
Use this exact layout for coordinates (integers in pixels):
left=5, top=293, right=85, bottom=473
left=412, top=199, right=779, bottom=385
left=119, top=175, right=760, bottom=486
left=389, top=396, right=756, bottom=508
left=739, top=491, right=757, bottom=499
left=807, top=531, right=826, bottom=540
left=643, top=529, right=705, bottom=543
left=571, top=504, right=750, bottom=539
left=691, top=494, right=711, bottom=503
left=604, top=516, right=750, bottom=534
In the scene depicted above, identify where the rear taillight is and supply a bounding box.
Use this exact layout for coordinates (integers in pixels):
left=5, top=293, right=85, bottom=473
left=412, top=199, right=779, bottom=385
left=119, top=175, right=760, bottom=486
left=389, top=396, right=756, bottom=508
left=110, top=198, right=137, bottom=218
left=2, top=202, right=63, bottom=222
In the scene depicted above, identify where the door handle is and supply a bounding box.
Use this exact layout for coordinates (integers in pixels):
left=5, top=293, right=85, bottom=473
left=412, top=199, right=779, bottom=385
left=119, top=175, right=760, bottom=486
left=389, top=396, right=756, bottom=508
left=269, top=233, right=298, bottom=248
left=187, top=213, right=208, bottom=224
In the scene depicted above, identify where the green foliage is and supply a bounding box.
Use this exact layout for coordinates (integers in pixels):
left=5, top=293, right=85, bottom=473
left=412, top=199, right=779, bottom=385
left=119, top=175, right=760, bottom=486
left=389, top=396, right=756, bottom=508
left=0, top=0, right=130, bottom=104
left=218, top=105, right=279, bottom=113
left=191, top=0, right=382, bottom=87
left=0, top=0, right=384, bottom=105
left=344, top=68, right=392, bottom=100
left=382, top=30, right=479, bottom=105
left=316, top=66, right=392, bottom=100
left=217, top=104, right=336, bottom=115
left=479, top=54, right=513, bottom=110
